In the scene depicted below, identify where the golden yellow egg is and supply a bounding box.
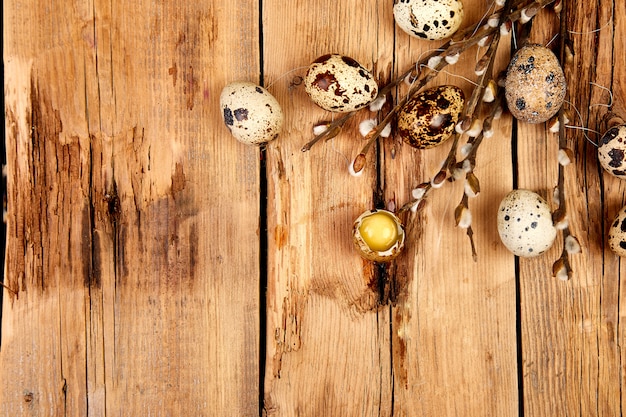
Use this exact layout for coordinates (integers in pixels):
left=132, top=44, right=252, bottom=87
left=353, top=209, right=405, bottom=262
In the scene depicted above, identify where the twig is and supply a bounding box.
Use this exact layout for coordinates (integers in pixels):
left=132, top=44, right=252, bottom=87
left=551, top=0, right=578, bottom=280
left=301, top=113, right=353, bottom=151
left=1, top=281, right=18, bottom=296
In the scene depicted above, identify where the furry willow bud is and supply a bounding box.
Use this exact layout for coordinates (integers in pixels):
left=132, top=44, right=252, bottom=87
left=464, top=172, right=480, bottom=198
left=427, top=55, right=442, bottom=70
left=478, top=35, right=492, bottom=47
left=455, top=204, right=472, bottom=229
left=553, top=258, right=570, bottom=281
left=359, top=119, right=377, bottom=137
left=553, top=0, right=563, bottom=13
left=313, top=123, right=330, bottom=136
left=350, top=154, right=366, bottom=176
left=500, top=20, right=512, bottom=35
left=380, top=123, right=392, bottom=138
left=475, top=55, right=490, bottom=76
left=369, top=95, right=386, bottom=112
left=445, top=53, right=460, bottom=65
left=565, top=235, right=581, bottom=254
left=521, top=3, right=540, bottom=23
left=548, top=117, right=560, bottom=133
left=412, top=184, right=428, bottom=200
left=456, top=116, right=472, bottom=134
left=487, top=14, right=500, bottom=27
left=558, top=148, right=574, bottom=166
left=431, top=170, right=447, bottom=188
left=460, top=143, right=473, bottom=159
left=483, top=80, right=497, bottom=102
left=465, top=119, right=483, bottom=138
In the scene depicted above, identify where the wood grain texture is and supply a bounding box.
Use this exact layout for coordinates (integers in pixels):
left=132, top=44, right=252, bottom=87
left=2, top=0, right=625, bottom=416
left=2, top=0, right=261, bottom=415
left=517, top=2, right=624, bottom=416
left=263, top=1, right=395, bottom=414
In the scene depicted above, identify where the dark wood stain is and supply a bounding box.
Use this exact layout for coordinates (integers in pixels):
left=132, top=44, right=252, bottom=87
left=171, top=162, right=186, bottom=198
left=168, top=62, right=178, bottom=87
left=28, top=76, right=62, bottom=292
left=188, top=222, right=199, bottom=281
left=81, top=205, right=96, bottom=287
left=184, top=66, right=198, bottom=110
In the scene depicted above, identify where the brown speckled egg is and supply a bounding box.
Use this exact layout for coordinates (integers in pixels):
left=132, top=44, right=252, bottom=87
left=505, top=44, right=566, bottom=124
left=598, top=124, right=626, bottom=179
left=609, top=204, right=626, bottom=256
left=397, top=85, right=465, bottom=149
left=497, top=189, right=556, bottom=257
left=220, top=81, right=283, bottom=145
left=393, top=0, right=464, bottom=40
left=304, top=54, right=378, bottom=112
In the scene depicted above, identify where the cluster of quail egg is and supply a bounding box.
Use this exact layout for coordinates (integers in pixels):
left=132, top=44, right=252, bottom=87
left=496, top=44, right=567, bottom=260
left=218, top=0, right=469, bottom=262
left=218, top=0, right=615, bottom=266
left=218, top=0, right=466, bottom=146
left=500, top=44, right=626, bottom=259
left=498, top=44, right=626, bottom=261
left=219, top=82, right=284, bottom=146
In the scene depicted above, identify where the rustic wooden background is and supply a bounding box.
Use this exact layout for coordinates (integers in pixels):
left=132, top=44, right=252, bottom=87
left=2, top=0, right=625, bottom=415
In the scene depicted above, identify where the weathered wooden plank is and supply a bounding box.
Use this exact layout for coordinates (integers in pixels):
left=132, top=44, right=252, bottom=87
left=262, top=0, right=520, bottom=415
left=386, top=2, right=518, bottom=415
left=518, top=1, right=625, bottom=416
left=2, top=2, right=96, bottom=414
left=593, top=0, right=626, bottom=415
left=515, top=9, right=571, bottom=417
left=3, top=0, right=626, bottom=416
left=262, top=0, right=395, bottom=414
left=2, top=0, right=261, bottom=415
left=615, top=1, right=626, bottom=413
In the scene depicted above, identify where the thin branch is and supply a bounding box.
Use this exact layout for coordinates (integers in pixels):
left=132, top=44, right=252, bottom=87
left=551, top=0, right=576, bottom=280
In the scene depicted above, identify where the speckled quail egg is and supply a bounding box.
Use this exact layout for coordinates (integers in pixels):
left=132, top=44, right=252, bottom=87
left=505, top=44, right=566, bottom=124
left=220, top=81, right=283, bottom=145
left=304, top=54, right=378, bottom=112
left=608, top=204, right=626, bottom=256
left=393, top=0, right=464, bottom=40
left=497, top=189, right=557, bottom=257
left=353, top=209, right=405, bottom=263
left=598, top=124, right=626, bottom=179
left=396, top=85, right=465, bottom=149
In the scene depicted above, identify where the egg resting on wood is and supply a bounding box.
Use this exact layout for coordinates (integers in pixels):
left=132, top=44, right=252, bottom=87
left=609, top=204, right=626, bottom=256
left=304, top=54, right=378, bottom=113
left=220, top=81, right=284, bottom=145
left=497, top=189, right=557, bottom=257
left=393, top=0, right=464, bottom=40
left=504, top=44, right=566, bottom=124
left=396, top=85, right=465, bottom=149
left=598, top=124, right=626, bottom=179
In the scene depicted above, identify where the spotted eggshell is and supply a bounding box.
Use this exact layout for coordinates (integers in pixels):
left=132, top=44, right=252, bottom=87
left=393, top=0, right=464, bottom=40
left=220, top=82, right=283, bottom=145
left=397, top=85, right=465, bottom=149
left=497, top=189, right=557, bottom=257
left=609, top=204, right=626, bottom=256
left=304, top=54, right=378, bottom=112
left=505, top=44, right=566, bottom=124
left=598, top=124, right=626, bottom=179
